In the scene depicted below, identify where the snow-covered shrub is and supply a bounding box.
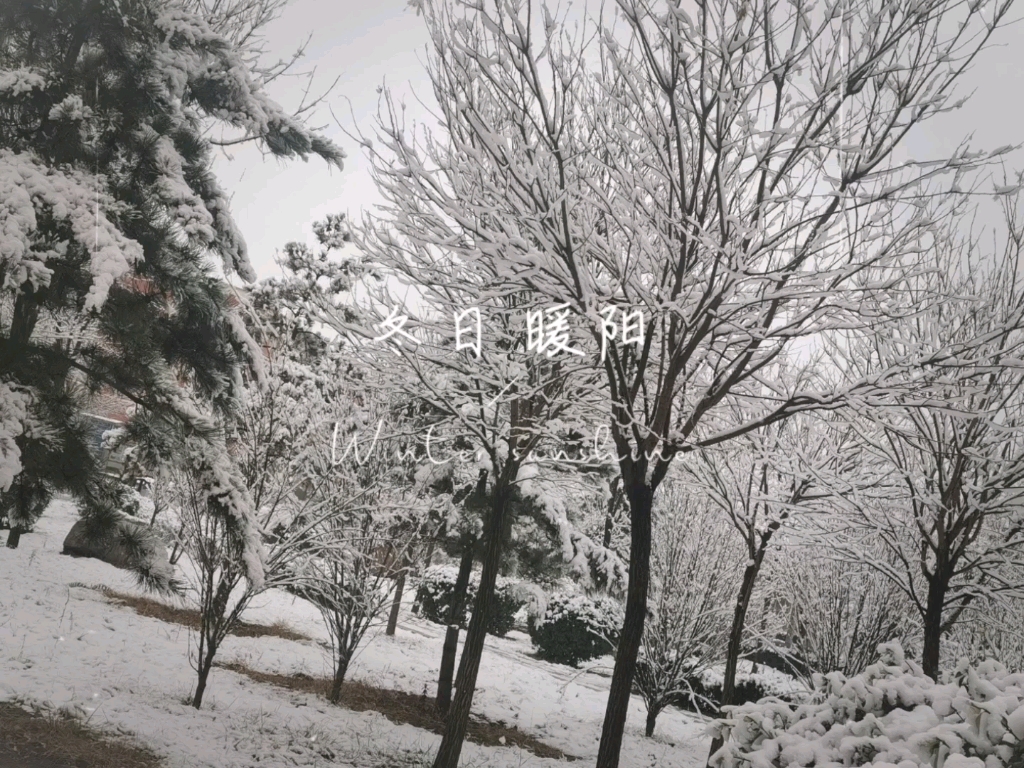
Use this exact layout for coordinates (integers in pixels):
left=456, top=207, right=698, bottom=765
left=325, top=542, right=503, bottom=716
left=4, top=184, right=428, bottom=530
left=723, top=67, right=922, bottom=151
left=709, top=642, right=1024, bottom=768
left=414, top=565, right=467, bottom=624
left=413, top=565, right=525, bottom=638
left=528, top=592, right=623, bottom=666
left=487, top=590, right=523, bottom=637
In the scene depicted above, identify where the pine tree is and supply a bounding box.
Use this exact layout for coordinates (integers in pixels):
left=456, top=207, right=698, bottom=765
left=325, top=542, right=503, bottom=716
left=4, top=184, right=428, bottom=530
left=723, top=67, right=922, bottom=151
left=0, top=0, right=342, bottom=582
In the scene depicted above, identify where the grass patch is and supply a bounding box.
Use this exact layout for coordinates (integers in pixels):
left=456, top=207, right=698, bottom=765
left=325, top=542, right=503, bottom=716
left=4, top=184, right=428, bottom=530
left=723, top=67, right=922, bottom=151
left=218, top=661, right=579, bottom=762
left=75, top=584, right=309, bottom=642
left=0, top=701, right=162, bottom=768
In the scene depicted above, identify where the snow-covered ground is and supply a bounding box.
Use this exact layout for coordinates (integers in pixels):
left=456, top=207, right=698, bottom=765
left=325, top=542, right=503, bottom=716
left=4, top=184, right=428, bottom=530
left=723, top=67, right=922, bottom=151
left=0, top=499, right=711, bottom=768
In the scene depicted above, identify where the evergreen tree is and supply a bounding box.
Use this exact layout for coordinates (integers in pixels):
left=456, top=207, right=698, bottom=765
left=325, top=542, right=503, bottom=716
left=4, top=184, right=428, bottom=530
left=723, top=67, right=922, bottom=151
left=0, top=0, right=342, bottom=583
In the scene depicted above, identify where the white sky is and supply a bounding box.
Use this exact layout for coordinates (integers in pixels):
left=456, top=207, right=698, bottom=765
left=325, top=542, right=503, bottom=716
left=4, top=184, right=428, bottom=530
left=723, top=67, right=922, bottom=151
left=213, top=0, right=1024, bottom=282
left=213, top=0, right=432, bottom=279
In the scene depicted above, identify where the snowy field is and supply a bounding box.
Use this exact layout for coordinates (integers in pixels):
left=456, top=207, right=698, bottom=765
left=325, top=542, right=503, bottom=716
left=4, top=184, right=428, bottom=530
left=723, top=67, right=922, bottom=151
left=0, top=499, right=711, bottom=768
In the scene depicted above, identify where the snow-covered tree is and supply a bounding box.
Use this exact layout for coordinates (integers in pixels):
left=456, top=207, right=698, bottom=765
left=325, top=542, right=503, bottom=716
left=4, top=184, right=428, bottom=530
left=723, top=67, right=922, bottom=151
left=0, top=0, right=342, bottom=572
left=295, top=500, right=426, bottom=703
left=831, top=200, right=1024, bottom=680
left=776, top=553, right=919, bottom=679
left=691, top=413, right=852, bottom=756
left=284, top=199, right=607, bottom=740
left=636, top=484, right=738, bottom=737
left=168, top=365, right=309, bottom=706
left=169, top=431, right=265, bottom=709
left=166, top=279, right=394, bottom=709
left=363, top=0, right=1013, bottom=764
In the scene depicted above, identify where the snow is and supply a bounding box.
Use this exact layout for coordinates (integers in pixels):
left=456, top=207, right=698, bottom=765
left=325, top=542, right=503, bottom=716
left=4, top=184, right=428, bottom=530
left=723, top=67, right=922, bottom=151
left=0, top=68, right=46, bottom=96
left=710, top=642, right=1024, bottom=768
left=1, top=498, right=711, bottom=767
left=0, top=149, right=144, bottom=309
left=0, top=381, right=32, bottom=492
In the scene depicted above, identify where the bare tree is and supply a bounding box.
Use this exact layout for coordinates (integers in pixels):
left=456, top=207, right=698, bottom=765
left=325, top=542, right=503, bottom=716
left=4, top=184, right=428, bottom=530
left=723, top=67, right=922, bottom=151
left=297, top=505, right=424, bottom=702
left=830, top=200, right=1024, bottom=679
left=777, top=553, right=919, bottom=679
left=354, top=0, right=1014, bottom=763
left=170, top=335, right=380, bottom=709
left=636, top=485, right=739, bottom=737
left=690, top=414, right=849, bottom=756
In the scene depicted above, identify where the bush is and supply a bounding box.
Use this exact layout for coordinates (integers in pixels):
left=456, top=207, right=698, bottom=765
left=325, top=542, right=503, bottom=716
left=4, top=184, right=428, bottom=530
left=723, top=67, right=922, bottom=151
left=710, top=642, right=1024, bottom=768
left=414, top=566, right=470, bottom=626
left=528, top=593, right=623, bottom=667
left=634, top=659, right=795, bottom=716
left=412, top=565, right=525, bottom=638
left=487, top=585, right=524, bottom=637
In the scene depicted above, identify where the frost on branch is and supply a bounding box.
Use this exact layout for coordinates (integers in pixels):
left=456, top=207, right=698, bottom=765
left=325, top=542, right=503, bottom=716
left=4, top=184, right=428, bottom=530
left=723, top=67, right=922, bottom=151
left=710, top=642, right=1024, bottom=768
left=0, top=150, right=143, bottom=309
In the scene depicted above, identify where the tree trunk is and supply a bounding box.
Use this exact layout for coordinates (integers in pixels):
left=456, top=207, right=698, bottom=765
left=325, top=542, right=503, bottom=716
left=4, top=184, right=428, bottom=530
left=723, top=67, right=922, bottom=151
left=437, top=627, right=460, bottom=715
left=602, top=479, right=622, bottom=550
left=386, top=569, right=406, bottom=636
left=436, top=545, right=475, bottom=714
left=595, top=484, right=653, bottom=768
left=192, top=644, right=217, bottom=709
left=706, top=559, right=760, bottom=761
left=431, top=493, right=508, bottom=768
left=5, top=480, right=30, bottom=549
left=329, top=655, right=350, bottom=703
left=644, top=703, right=660, bottom=738
left=424, top=538, right=436, bottom=569
left=148, top=482, right=163, bottom=526
left=193, top=576, right=235, bottom=710
left=921, top=574, right=948, bottom=681
left=0, top=291, right=40, bottom=371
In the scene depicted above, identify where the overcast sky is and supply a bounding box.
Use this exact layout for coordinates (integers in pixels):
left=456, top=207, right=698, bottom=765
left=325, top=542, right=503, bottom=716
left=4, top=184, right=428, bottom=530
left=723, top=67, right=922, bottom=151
left=212, top=0, right=430, bottom=279
left=213, top=0, right=1024, bottom=282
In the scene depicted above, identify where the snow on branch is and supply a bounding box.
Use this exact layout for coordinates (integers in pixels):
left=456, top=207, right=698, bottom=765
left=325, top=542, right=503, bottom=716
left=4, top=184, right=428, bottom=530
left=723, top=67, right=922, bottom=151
left=152, top=6, right=345, bottom=170
left=0, top=68, right=47, bottom=96
left=0, top=381, right=33, bottom=492
left=0, top=150, right=143, bottom=310
left=191, top=436, right=266, bottom=588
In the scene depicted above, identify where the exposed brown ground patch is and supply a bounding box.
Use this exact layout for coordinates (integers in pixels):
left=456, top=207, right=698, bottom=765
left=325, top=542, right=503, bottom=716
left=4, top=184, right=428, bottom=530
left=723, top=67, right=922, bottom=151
left=75, top=584, right=308, bottom=642
left=0, top=702, right=161, bottom=768
left=218, top=661, right=580, bottom=761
